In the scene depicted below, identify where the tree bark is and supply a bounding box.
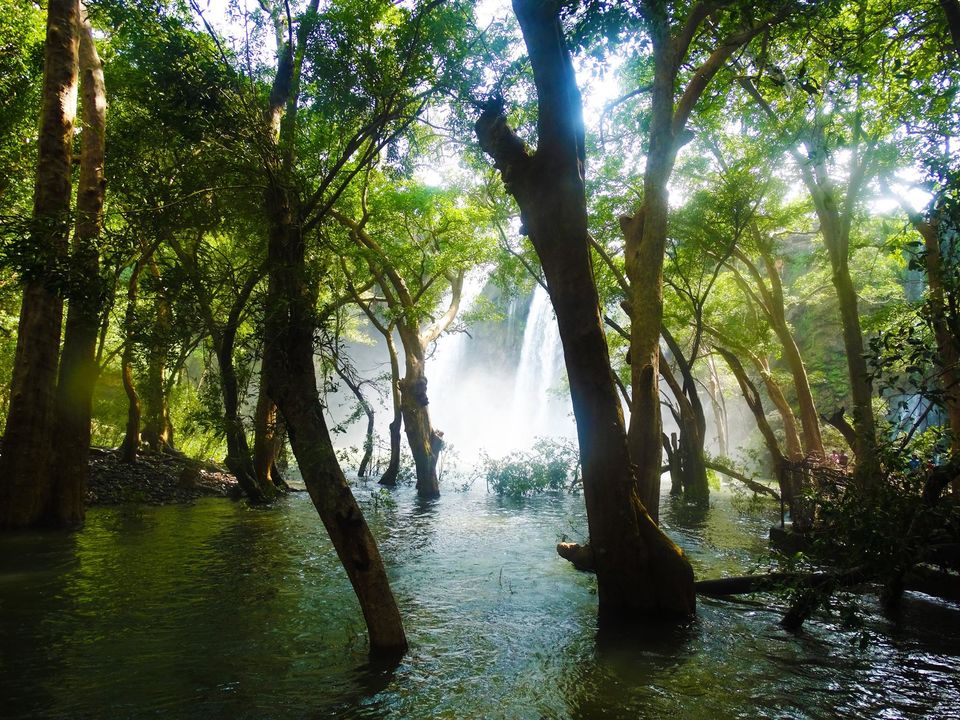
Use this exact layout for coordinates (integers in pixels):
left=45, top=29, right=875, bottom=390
left=49, top=8, right=106, bottom=526
left=397, top=327, right=443, bottom=498
left=752, top=354, right=804, bottom=461
left=941, top=0, right=960, bottom=55
left=716, top=346, right=812, bottom=529
left=253, top=377, right=285, bottom=490
left=753, top=245, right=825, bottom=458
left=621, top=1, right=789, bottom=518
left=0, top=0, right=80, bottom=529
left=478, top=0, right=695, bottom=623
left=912, top=210, right=960, bottom=453
left=659, top=353, right=709, bottom=505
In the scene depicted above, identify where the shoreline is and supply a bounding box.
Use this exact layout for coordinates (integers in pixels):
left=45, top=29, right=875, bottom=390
left=87, top=447, right=241, bottom=506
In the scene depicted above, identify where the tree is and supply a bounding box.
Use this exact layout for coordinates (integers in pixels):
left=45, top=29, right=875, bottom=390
left=0, top=0, right=81, bottom=529
left=50, top=6, right=108, bottom=525
left=477, top=0, right=695, bottom=624
left=333, top=178, right=487, bottom=498
left=248, top=0, right=474, bottom=655
left=600, top=0, right=798, bottom=517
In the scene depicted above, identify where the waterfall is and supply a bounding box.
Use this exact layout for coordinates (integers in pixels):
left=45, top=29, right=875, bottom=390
left=509, top=285, right=569, bottom=447
left=333, top=277, right=576, bottom=461
left=428, top=281, right=574, bottom=457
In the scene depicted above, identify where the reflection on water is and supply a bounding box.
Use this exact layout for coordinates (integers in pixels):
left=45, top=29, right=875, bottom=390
left=1, top=483, right=958, bottom=719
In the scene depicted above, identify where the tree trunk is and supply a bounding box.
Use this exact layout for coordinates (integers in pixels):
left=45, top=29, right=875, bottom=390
left=798, top=130, right=877, bottom=484
left=706, top=355, right=728, bottom=457
left=141, top=258, right=174, bottom=452
left=755, top=246, right=825, bottom=458
left=752, top=355, right=804, bottom=461
left=916, top=212, right=960, bottom=453
left=0, top=0, right=80, bottom=530
left=477, top=0, right=695, bottom=623
left=119, top=257, right=144, bottom=462
left=253, top=367, right=285, bottom=489
left=217, top=341, right=272, bottom=503
left=49, top=9, right=106, bottom=526
left=660, top=356, right=709, bottom=504
left=941, top=0, right=960, bottom=55
left=263, top=182, right=407, bottom=655
left=831, top=249, right=877, bottom=480
left=378, top=329, right=403, bottom=486
left=397, top=332, right=442, bottom=498
left=773, top=319, right=824, bottom=458
left=716, top=346, right=812, bottom=529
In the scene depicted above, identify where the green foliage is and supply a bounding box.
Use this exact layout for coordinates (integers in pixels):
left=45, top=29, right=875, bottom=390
left=480, top=438, right=580, bottom=497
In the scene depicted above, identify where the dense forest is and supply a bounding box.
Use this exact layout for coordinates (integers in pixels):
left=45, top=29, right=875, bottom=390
left=1, top=0, right=959, bottom=715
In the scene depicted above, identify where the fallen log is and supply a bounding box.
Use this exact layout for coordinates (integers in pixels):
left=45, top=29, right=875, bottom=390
left=705, top=459, right=781, bottom=501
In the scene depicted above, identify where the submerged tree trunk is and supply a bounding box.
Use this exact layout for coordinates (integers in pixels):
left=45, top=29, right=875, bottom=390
left=259, top=0, right=406, bottom=655
left=49, top=10, right=106, bottom=526
left=660, top=357, right=709, bottom=505
left=0, top=0, right=80, bottom=530
left=397, top=332, right=443, bottom=498
left=478, top=0, right=695, bottom=623
left=263, top=181, right=407, bottom=655
left=380, top=332, right=403, bottom=486
left=217, top=340, right=271, bottom=503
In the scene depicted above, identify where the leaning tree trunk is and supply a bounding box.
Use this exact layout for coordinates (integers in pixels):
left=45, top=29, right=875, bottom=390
left=334, top=362, right=375, bottom=477
left=0, top=0, right=80, bottom=530
left=477, top=0, right=695, bottom=624
left=49, top=10, right=106, bottom=526
left=716, top=347, right=811, bottom=529
left=752, top=355, right=804, bottom=462
left=263, top=180, right=407, bottom=656
left=379, top=332, right=403, bottom=486
left=397, top=331, right=443, bottom=498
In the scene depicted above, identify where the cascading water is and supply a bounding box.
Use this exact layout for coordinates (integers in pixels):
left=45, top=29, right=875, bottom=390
left=507, top=284, right=572, bottom=449
left=428, top=282, right=574, bottom=457
left=331, top=277, right=576, bottom=462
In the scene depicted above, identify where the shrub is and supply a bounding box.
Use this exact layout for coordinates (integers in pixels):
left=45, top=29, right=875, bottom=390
left=480, top=437, right=580, bottom=497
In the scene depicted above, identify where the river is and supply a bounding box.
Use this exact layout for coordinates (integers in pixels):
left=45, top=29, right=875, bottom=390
left=1, top=482, right=958, bottom=718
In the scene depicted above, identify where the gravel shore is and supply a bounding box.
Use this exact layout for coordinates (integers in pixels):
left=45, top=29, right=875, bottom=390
left=87, top=447, right=240, bottom=506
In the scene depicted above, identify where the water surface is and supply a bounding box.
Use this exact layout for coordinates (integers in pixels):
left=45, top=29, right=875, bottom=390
left=1, top=483, right=957, bottom=719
